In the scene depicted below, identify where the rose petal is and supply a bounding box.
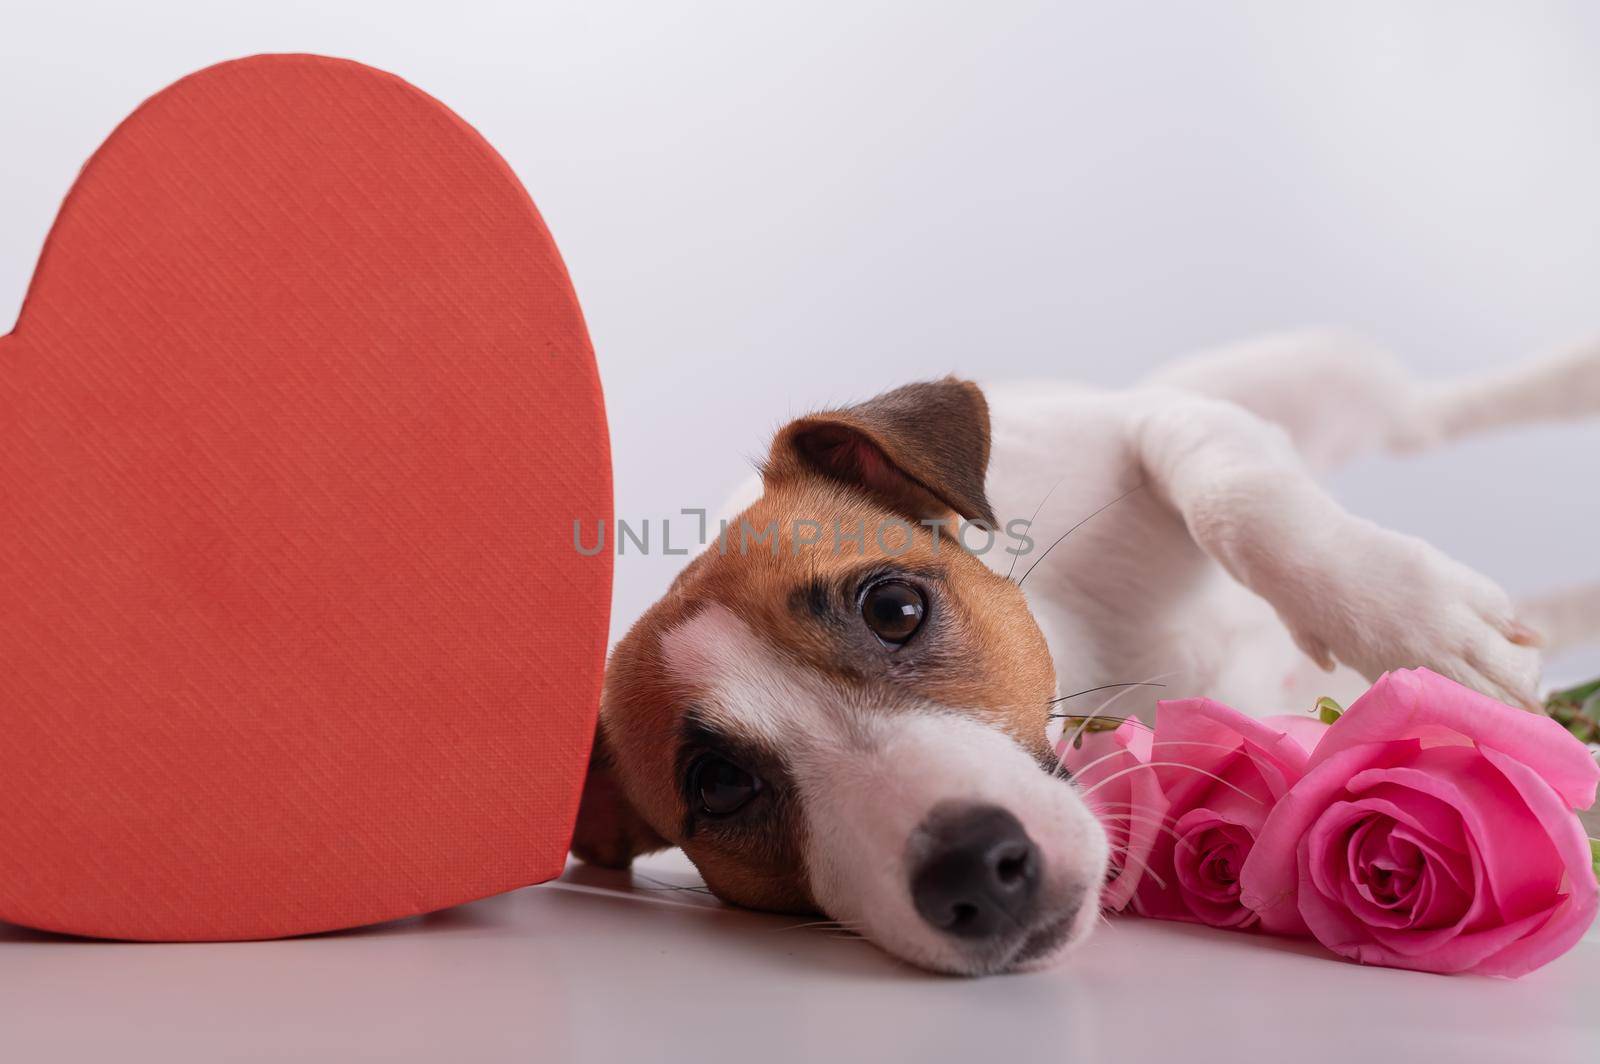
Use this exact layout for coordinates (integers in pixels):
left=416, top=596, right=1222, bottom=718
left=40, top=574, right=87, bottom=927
left=1346, top=749, right=1562, bottom=921
left=1118, top=698, right=1313, bottom=928
left=1061, top=720, right=1168, bottom=911
left=1196, top=759, right=1273, bottom=831
left=1312, top=669, right=1599, bottom=811
left=1129, top=821, right=1188, bottom=923
left=1321, top=899, right=1557, bottom=974
left=1168, top=810, right=1258, bottom=928
left=1301, top=803, right=1466, bottom=933
left=1345, top=783, right=1469, bottom=854
left=1382, top=825, right=1473, bottom=926
left=1239, top=741, right=1415, bottom=936
left=1455, top=747, right=1600, bottom=977
left=1263, top=714, right=1331, bottom=757
left=1153, top=698, right=1313, bottom=806
left=1305, top=802, right=1388, bottom=911
left=1310, top=751, right=1564, bottom=966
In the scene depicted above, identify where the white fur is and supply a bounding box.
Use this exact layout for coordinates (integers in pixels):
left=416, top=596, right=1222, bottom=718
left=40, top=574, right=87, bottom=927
left=802, top=711, right=1107, bottom=974
left=978, top=330, right=1600, bottom=722
left=661, top=606, right=1108, bottom=973
left=660, top=606, right=815, bottom=750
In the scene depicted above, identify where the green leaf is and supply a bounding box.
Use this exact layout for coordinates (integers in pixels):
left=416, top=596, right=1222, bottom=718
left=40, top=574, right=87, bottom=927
left=1591, top=838, right=1600, bottom=886
left=1551, top=677, right=1600, bottom=706
left=1316, top=696, right=1344, bottom=726
left=1545, top=676, right=1600, bottom=745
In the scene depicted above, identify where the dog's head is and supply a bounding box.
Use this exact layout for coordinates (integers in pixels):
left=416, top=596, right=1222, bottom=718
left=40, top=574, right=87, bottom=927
left=574, top=378, right=1109, bottom=974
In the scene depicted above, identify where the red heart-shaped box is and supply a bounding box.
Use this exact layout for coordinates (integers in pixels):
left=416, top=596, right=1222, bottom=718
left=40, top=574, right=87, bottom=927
left=0, top=55, right=611, bottom=940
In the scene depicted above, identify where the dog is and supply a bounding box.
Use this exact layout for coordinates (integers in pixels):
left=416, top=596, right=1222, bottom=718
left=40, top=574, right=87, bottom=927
left=571, top=331, right=1600, bottom=975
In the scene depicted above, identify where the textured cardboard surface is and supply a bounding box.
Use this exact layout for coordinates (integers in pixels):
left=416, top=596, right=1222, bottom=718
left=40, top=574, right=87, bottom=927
left=0, top=55, right=612, bottom=940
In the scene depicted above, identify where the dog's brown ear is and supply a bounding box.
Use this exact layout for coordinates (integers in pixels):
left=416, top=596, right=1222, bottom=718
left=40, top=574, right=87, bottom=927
left=570, top=723, right=668, bottom=868
left=764, top=377, right=996, bottom=525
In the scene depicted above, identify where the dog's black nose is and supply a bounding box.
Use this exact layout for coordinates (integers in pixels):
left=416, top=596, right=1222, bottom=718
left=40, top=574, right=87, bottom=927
left=909, top=804, right=1041, bottom=939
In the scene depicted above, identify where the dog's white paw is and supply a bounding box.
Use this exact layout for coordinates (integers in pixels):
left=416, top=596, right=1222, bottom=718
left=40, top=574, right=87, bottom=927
left=1278, top=520, right=1542, bottom=710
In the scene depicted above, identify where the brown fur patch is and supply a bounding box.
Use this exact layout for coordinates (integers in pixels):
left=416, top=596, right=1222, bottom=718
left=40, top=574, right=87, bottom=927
left=582, top=480, right=1055, bottom=913
left=765, top=377, right=997, bottom=525
left=572, top=378, right=1055, bottom=913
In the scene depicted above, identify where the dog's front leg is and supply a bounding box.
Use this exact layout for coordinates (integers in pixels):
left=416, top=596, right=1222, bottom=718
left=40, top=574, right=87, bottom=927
left=1129, top=392, right=1542, bottom=708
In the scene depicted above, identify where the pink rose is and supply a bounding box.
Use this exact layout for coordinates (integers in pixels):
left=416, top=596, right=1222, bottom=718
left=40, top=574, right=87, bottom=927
left=1240, top=668, right=1600, bottom=977
left=1060, top=700, right=1325, bottom=926
left=1059, top=721, right=1168, bottom=911
left=1130, top=700, right=1323, bottom=928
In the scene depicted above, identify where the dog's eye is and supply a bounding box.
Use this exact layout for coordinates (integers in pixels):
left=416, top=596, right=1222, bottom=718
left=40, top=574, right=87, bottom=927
left=691, top=754, right=762, bottom=816
left=860, top=580, right=926, bottom=644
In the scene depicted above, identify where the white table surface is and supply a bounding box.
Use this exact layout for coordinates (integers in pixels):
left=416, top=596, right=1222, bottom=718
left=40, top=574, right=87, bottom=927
left=3, top=849, right=1595, bottom=1063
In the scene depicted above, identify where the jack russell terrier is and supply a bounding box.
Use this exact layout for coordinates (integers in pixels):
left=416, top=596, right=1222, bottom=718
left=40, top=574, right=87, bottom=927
left=572, top=331, right=1600, bottom=975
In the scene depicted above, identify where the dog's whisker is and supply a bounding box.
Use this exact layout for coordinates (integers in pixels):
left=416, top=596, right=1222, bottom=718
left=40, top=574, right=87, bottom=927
left=1017, top=481, right=1145, bottom=588
left=1060, top=705, right=1127, bottom=757
left=1087, top=800, right=1180, bottom=824
left=1059, top=669, right=1178, bottom=754
left=1053, top=744, right=1142, bottom=782
left=1110, top=849, right=1169, bottom=891
left=1048, top=712, right=1146, bottom=726
left=1068, top=668, right=1171, bottom=736
left=1058, top=734, right=1247, bottom=784
left=1095, top=812, right=1202, bottom=851
left=630, top=873, right=715, bottom=895
left=1047, top=714, right=1139, bottom=783
left=776, top=919, right=854, bottom=933
left=1005, top=474, right=1067, bottom=583
left=1087, top=798, right=1167, bottom=810
left=1046, top=681, right=1167, bottom=706
left=1060, top=738, right=1249, bottom=778
left=1081, top=761, right=1265, bottom=804
left=1093, top=669, right=1179, bottom=715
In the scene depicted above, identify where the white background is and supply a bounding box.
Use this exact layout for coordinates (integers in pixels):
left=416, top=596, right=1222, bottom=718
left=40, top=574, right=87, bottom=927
left=3, top=6, right=1599, bottom=1061
left=3, top=0, right=1599, bottom=654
